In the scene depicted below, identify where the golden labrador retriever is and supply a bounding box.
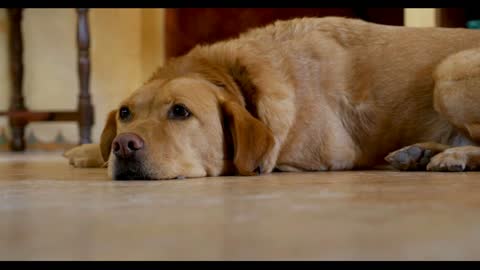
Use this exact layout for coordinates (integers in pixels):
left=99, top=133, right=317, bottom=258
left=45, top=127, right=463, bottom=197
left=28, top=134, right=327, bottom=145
left=64, top=17, right=480, bottom=180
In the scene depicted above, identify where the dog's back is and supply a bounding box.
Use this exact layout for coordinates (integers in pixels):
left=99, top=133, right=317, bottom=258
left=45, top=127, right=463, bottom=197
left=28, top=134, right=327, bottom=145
left=227, top=17, right=480, bottom=168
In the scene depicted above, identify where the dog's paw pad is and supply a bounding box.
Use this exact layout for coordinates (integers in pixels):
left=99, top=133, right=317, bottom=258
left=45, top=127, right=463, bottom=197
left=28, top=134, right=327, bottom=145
left=385, top=145, right=434, bottom=171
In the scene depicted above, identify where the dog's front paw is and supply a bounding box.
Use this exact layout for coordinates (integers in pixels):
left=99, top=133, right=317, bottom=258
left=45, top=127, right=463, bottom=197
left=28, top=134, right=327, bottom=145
left=385, top=145, right=434, bottom=171
left=63, top=144, right=105, bottom=168
left=256, top=139, right=281, bottom=175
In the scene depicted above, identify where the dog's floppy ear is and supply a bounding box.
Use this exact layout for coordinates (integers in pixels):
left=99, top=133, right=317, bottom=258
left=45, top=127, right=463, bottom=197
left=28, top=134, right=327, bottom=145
left=100, top=110, right=117, bottom=162
left=222, top=101, right=275, bottom=176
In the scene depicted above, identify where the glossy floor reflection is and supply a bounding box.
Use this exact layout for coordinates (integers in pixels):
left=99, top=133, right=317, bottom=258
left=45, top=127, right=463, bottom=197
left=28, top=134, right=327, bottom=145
left=0, top=152, right=480, bottom=260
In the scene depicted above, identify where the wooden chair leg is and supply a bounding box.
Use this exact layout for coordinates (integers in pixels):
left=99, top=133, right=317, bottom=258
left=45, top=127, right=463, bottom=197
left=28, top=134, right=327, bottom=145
left=76, top=8, right=94, bottom=145
left=8, top=8, right=26, bottom=151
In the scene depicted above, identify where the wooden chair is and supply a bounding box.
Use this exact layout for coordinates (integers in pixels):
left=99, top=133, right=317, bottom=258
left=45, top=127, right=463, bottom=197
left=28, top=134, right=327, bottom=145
left=0, top=8, right=94, bottom=151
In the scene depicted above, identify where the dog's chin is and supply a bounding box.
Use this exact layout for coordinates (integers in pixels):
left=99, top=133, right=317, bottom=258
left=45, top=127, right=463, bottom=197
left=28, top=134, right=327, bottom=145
left=113, top=172, right=187, bottom=181
left=111, top=158, right=188, bottom=181
left=113, top=172, right=153, bottom=181
left=113, top=172, right=186, bottom=181
left=112, top=158, right=153, bottom=181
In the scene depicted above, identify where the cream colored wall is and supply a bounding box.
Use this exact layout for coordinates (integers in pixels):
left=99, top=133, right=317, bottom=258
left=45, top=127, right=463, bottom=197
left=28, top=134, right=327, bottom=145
left=404, top=8, right=438, bottom=27
left=0, top=8, right=165, bottom=144
left=141, top=8, right=165, bottom=82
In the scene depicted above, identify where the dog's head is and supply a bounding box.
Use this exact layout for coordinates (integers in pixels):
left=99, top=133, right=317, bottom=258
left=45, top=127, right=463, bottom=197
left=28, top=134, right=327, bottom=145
left=100, top=57, right=275, bottom=180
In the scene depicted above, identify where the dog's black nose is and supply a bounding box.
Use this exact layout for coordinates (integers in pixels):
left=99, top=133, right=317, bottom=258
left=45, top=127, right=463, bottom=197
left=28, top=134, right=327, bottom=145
left=112, top=133, right=144, bottom=159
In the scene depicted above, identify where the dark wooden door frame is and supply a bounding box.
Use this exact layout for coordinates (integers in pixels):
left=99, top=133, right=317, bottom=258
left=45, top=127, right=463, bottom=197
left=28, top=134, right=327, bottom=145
left=165, top=8, right=405, bottom=59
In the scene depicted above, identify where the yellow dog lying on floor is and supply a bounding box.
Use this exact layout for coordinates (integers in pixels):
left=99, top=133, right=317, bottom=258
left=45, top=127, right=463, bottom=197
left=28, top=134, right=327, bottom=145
left=64, top=17, right=480, bottom=180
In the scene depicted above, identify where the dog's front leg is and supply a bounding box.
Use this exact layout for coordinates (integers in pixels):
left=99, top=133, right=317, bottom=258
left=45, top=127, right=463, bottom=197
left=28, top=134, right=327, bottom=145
left=255, top=85, right=296, bottom=174
left=63, top=143, right=106, bottom=168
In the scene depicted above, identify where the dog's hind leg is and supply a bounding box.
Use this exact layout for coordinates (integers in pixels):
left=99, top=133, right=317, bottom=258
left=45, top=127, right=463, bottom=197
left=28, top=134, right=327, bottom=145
left=419, top=48, right=480, bottom=172
left=386, top=48, right=480, bottom=172
left=433, top=47, right=480, bottom=143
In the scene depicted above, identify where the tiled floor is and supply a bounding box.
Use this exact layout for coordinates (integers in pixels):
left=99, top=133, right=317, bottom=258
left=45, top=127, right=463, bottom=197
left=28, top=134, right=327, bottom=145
left=0, top=152, right=480, bottom=260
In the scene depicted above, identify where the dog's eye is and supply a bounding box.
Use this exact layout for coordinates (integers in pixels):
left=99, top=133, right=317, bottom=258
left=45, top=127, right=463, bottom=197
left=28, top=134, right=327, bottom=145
left=119, top=106, right=131, bottom=120
left=168, top=104, right=191, bottom=120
